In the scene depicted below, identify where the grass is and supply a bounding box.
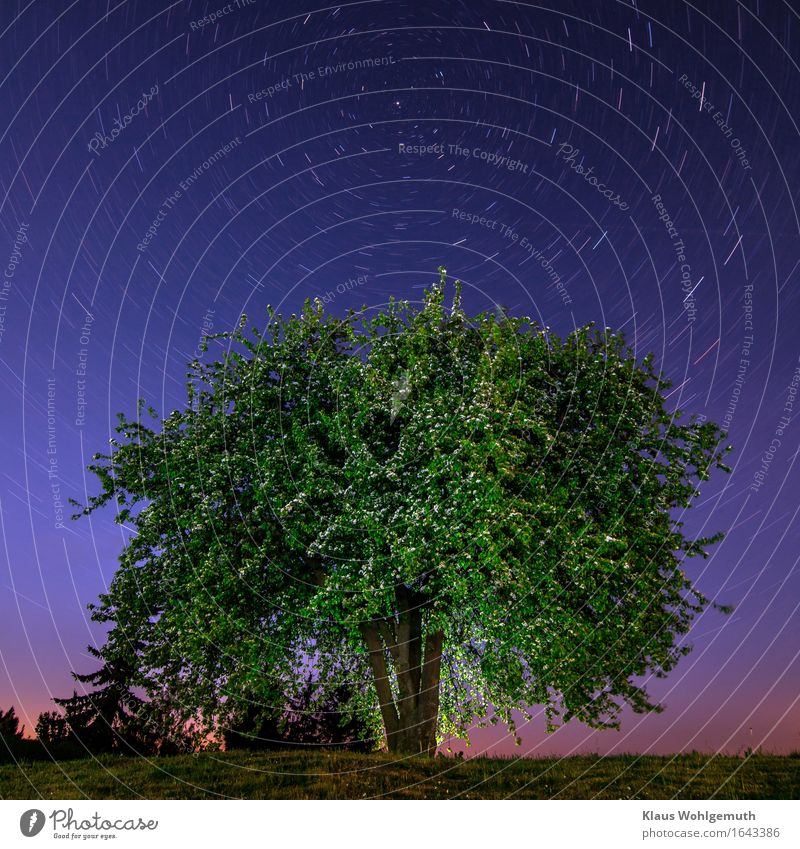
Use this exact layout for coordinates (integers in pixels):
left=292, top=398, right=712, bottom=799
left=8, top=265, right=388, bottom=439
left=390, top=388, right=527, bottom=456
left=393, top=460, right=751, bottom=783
left=1, top=750, right=798, bottom=799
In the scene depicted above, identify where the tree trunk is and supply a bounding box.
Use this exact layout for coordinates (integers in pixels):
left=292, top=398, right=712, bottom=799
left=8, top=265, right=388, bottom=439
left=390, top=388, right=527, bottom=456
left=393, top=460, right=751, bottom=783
left=418, top=629, right=443, bottom=755
left=359, top=622, right=399, bottom=748
left=361, top=590, right=443, bottom=756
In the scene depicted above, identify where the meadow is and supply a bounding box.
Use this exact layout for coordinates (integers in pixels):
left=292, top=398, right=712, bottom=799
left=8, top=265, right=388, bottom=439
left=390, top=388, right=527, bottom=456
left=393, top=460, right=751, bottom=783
left=1, top=750, right=797, bottom=800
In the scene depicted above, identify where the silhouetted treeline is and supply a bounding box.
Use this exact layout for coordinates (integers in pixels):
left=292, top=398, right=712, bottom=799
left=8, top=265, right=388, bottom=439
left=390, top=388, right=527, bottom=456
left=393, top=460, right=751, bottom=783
left=3, top=645, right=372, bottom=762
left=223, top=676, right=373, bottom=752
left=0, top=706, right=38, bottom=763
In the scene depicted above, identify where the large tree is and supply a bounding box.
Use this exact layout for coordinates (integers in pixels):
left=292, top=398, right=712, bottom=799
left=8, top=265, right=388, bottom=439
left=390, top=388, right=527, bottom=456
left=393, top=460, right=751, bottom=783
left=73, top=269, right=730, bottom=754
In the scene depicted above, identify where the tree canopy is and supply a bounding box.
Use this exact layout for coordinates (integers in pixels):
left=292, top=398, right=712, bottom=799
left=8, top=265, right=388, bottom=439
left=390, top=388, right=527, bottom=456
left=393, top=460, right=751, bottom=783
left=73, top=268, right=731, bottom=754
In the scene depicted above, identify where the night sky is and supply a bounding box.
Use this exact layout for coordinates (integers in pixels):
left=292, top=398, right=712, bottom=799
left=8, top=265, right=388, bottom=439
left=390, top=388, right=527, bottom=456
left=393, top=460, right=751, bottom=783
left=1, top=0, right=799, bottom=758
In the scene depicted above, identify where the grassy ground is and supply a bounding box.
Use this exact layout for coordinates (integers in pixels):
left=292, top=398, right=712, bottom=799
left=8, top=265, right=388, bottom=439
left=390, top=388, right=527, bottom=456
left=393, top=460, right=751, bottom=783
left=1, top=750, right=798, bottom=799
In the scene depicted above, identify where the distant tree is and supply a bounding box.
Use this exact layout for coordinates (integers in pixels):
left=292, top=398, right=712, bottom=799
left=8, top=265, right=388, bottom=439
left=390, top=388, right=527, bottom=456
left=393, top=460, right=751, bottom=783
left=38, top=653, right=200, bottom=758
left=222, top=697, right=285, bottom=751
left=47, top=645, right=153, bottom=755
left=0, top=705, right=24, bottom=742
left=283, top=676, right=374, bottom=752
left=0, top=705, right=38, bottom=763
left=34, top=710, right=68, bottom=744
left=74, top=269, right=731, bottom=754
left=34, top=710, right=83, bottom=760
left=132, top=692, right=199, bottom=755
left=224, top=674, right=373, bottom=751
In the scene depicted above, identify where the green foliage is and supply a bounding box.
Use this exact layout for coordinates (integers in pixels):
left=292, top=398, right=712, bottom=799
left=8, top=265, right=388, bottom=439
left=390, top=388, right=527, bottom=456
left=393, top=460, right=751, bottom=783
left=73, top=269, right=731, bottom=747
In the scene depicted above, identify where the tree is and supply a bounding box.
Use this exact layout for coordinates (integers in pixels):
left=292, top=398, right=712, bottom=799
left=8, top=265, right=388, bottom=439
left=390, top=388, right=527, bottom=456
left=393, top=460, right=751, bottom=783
left=35, top=710, right=69, bottom=745
left=0, top=705, right=24, bottom=743
left=46, top=644, right=154, bottom=755
left=222, top=696, right=285, bottom=751
left=0, top=705, right=25, bottom=757
left=224, top=675, right=373, bottom=751
left=283, top=678, right=374, bottom=752
left=34, top=710, right=83, bottom=760
left=131, top=693, right=198, bottom=755
left=73, top=268, right=731, bottom=754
